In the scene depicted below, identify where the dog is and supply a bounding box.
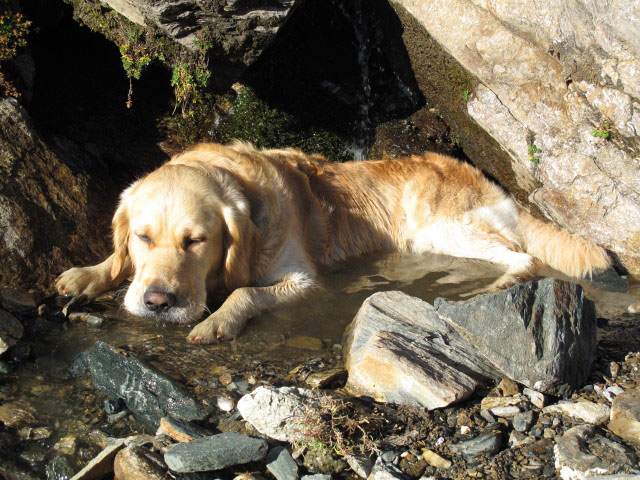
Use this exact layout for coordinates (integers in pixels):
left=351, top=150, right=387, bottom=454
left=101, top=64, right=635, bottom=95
left=56, top=142, right=611, bottom=343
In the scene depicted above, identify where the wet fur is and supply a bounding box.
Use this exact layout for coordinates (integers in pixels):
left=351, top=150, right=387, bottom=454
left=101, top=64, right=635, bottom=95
left=56, top=142, right=611, bottom=342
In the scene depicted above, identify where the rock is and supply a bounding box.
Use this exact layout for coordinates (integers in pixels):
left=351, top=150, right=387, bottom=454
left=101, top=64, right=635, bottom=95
left=306, top=367, right=348, bottom=389
left=609, top=388, right=640, bottom=444
left=421, top=449, right=451, bottom=469
left=285, top=336, right=324, bottom=350
left=545, top=401, right=610, bottom=425
left=508, top=431, right=533, bottom=448
left=434, top=278, right=596, bottom=396
left=603, top=386, right=625, bottom=403
left=164, top=433, right=268, bottom=473
left=489, top=406, right=521, bottom=418
left=480, top=396, right=523, bottom=410
left=46, top=454, right=75, bottom=480
left=156, top=417, right=212, bottom=443
left=345, top=455, right=374, bottom=479
left=85, top=315, right=105, bottom=327
left=497, top=378, right=521, bottom=397
left=554, top=425, right=638, bottom=480
left=69, top=439, right=125, bottom=480
left=266, top=446, right=299, bottom=480
left=0, top=309, right=23, bottom=355
left=513, top=411, right=536, bottom=432
left=343, top=291, right=500, bottom=409
left=217, top=395, right=235, bottom=412
left=54, top=435, right=77, bottom=456
left=368, top=456, right=404, bottom=480
left=0, top=402, right=36, bottom=428
left=87, top=341, right=206, bottom=429
left=218, top=373, right=233, bottom=386
left=0, top=98, right=114, bottom=291
left=113, top=445, right=164, bottom=480
left=392, top=0, right=640, bottom=273
left=523, top=388, right=549, bottom=409
left=0, top=288, right=36, bottom=316
left=237, top=385, right=319, bottom=442
left=449, top=430, right=503, bottom=461
left=302, top=476, right=332, bottom=480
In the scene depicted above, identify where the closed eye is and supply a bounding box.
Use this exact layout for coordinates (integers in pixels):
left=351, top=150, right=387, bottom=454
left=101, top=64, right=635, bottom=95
left=184, top=237, right=205, bottom=249
left=137, top=233, right=151, bottom=244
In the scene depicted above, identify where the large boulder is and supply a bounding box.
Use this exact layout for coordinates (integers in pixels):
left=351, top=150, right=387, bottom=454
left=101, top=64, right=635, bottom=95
left=390, top=0, right=640, bottom=274
left=0, top=98, right=115, bottom=290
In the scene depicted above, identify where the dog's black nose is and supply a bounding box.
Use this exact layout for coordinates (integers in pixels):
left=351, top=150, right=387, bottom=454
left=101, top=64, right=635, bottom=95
left=144, top=289, right=176, bottom=312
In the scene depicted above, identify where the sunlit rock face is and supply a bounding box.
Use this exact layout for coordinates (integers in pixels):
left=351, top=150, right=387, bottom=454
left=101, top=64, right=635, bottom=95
left=391, top=0, right=640, bottom=274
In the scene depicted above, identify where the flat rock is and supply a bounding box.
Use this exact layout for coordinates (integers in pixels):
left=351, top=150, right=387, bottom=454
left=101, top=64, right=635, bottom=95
left=237, top=385, right=319, bottom=442
left=449, top=430, right=503, bottom=461
left=266, top=446, right=299, bottom=480
left=164, top=432, right=268, bottom=473
left=70, top=439, right=125, bottom=480
left=609, top=388, right=640, bottom=444
left=343, top=291, right=500, bottom=409
left=545, top=401, right=610, bottom=425
left=554, top=425, right=638, bottom=480
left=434, top=278, right=596, bottom=396
left=0, top=288, right=36, bottom=316
left=0, top=309, right=23, bottom=355
left=285, top=336, right=324, bottom=351
left=87, top=341, right=206, bottom=429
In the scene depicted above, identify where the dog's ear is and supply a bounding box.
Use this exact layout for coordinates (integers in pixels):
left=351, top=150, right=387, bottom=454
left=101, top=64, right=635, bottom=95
left=221, top=205, right=258, bottom=292
left=110, top=183, right=137, bottom=280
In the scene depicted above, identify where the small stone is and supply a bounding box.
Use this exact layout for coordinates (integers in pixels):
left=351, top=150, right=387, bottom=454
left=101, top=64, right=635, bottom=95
left=217, top=395, right=235, bottom=412
left=285, top=336, right=324, bottom=351
left=450, top=431, right=503, bottom=461
left=266, top=446, right=299, bottom=480
left=306, top=368, right=347, bottom=389
left=31, top=427, right=52, bottom=440
left=219, top=373, right=233, bottom=386
left=85, top=315, right=104, bottom=327
left=156, top=417, right=212, bottom=443
left=0, top=288, right=36, bottom=316
left=531, top=428, right=543, bottom=437
left=164, top=433, right=269, bottom=472
left=513, top=411, right=535, bottom=432
left=460, top=425, right=471, bottom=435
left=479, top=410, right=496, bottom=423
left=523, top=388, right=547, bottom=409
left=301, top=476, right=332, bottom=480
left=368, top=456, right=403, bottom=480
left=54, top=435, right=76, bottom=456
left=345, top=454, right=373, bottom=478
left=603, top=386, right=625, bottom=403
left=497, top=378, right=520, bottom=396
left=421, top=449, right=451, bottom=469
left=508, top=431, right=533, bottom=448
left=481, top=396, right=522, bottom=410
left=544, top=400, right=610, bottom=425
left=608, top=387, right=640, bottom=444
left=490, top=406, right=521, bottom=418
left=543, top=428, right=555, bottom=439
left=69, top=439, right=124, bottom=480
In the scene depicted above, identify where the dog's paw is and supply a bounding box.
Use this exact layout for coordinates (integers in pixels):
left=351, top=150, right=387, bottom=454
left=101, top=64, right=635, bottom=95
left=55, top=266, right=106, bottom=298
left=187, top=313, right=245, bottom=344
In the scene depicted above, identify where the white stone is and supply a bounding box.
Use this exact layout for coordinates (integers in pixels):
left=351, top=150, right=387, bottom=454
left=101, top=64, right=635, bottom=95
left=545, top=400, right=610, bottom=425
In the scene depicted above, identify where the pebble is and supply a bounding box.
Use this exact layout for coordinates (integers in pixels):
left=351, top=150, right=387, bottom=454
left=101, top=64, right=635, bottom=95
left=450, top=430, right=503, bottom=461
left=508, top=431, right=533, bottom=448
left=85, top=314, right=104, bottom=327
left=156, top=417, right=212, bottom=443
left=219, top=373, right=233, bottom=386
left=490, top=406, right=521, bottom=418
left=217, top=395, right=235, bottom=412
left=460, top=425, right=471, bottom=435
left=522, top=388, right=547, bottom=409
left=513, top=411, right=535, bottom=432
left=305, top=367, right=347, bottom=389
left=301, top=476, right=332, bottom=480
left=285, top=336, right=324, bottom=351
left=421, top=449, right=451, bottom=469
left=497, top=378, right=520, bottom=396
left=345, top=454, right=373, bottom=478
left=266, top=446, right=299, bottom=480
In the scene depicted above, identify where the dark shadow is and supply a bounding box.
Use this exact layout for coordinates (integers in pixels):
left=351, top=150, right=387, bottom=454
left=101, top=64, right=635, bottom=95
left=243, top=0, right=424, bottom=153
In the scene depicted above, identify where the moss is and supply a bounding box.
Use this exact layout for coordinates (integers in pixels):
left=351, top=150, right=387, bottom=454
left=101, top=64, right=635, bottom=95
left=0, top=8, right=31, bottom=97
left=167, top=86, right=354, bottom=160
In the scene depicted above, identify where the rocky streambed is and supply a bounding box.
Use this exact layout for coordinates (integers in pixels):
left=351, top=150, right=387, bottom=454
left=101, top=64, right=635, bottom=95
left=1, top=258, right=640, bottom=480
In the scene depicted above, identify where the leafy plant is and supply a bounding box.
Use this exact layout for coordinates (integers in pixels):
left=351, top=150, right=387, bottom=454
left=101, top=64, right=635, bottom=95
left=462, top=90, right=470, bottom=101
left=0, top=11, right=31, bottom=97
left=591, top=120, right=612, bottom=140
left=171, top=61, right=211, bottom=116
left=119, top=27, right=152, bottom=108
left=528, top=143, right=541, bottom=163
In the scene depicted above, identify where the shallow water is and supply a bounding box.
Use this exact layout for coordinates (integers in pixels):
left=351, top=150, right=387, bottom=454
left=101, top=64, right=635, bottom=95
left=5, top=251, right=640, bottom=475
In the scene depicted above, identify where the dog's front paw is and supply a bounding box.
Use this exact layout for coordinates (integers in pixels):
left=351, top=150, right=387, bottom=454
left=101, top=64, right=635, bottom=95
left=187, top=313, right=245, bottom=344
left=56, top=266, right=106, bottom=298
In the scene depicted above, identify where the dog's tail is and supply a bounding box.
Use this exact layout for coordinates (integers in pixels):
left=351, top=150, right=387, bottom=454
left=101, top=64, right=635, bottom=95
left=517, top=211, right=611, bottom=278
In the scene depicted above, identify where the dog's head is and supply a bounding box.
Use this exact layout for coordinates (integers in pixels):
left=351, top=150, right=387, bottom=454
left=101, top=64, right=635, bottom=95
left=111, top=162, right=258, bottom=323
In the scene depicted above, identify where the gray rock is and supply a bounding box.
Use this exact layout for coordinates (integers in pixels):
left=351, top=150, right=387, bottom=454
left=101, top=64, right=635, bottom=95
left=302, top=476, right=332, bottom=480
left=368, top=456, right=405, bottom=480
left=237, top=385, right=319, bottom=442
left=164, top=433, right=268, bottom=473
left=0, top=309, right=23, bottom=355
left=0, top=289, right=36, bottom=316
left=266, top=447, right=299, bottom=480
left=345, top=455, right=374, bottom=478
left=69, top=439, right=125, bottom=480
left=449, top=430, right=503, bottom=461
left=554, top=425, right=638, bottom=480
left=343, top=291, right=501, bottom=409
left=434, top=278, right=596, bottom=396
left=87, top=341, right=206, bottom=429
left=513, top=411, right=535, bottom=432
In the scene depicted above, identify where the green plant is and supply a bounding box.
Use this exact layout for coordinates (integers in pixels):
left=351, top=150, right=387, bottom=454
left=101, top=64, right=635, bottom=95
left=528, top=143, right=541, bottom=163
left=171, top=61, right=211, bottom=116
left=462, top=90, right=470, bottom=101
left=591, top=120, right=612, bottom=139
left=291, top=395, right=382, bottom=457
left=119, top=27, right=152, bottom=107
left=0, top=11, right=31, bottom=97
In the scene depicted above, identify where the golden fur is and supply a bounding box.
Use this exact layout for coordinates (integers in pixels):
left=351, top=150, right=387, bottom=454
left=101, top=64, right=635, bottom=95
left=56, top=142, right=611, bottom=342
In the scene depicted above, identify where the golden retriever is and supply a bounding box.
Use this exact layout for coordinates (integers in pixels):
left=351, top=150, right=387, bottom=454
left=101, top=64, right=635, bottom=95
left=56, top=142, right=611, bottom=343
